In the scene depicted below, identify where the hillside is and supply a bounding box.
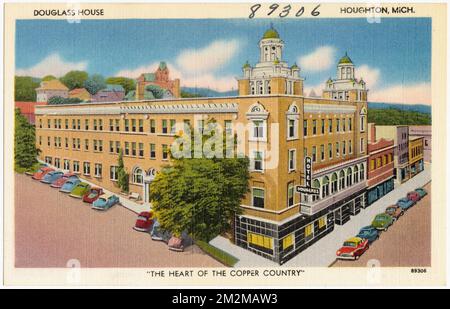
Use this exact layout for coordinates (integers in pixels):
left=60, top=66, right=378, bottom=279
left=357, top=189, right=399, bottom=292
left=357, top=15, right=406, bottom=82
left=368, top=108, right=431, bottom=125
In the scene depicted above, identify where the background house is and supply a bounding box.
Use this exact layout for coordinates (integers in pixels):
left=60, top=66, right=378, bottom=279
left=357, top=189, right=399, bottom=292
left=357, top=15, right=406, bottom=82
left=69, top=88, right=91, bottom=102
left=35, top=79, right=69, bottom=102
left=91, top=84, right=125, bottom=102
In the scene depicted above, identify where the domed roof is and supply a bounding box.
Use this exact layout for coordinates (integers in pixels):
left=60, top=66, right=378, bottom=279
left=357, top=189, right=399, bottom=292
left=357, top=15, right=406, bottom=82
left=262, top=27, right=280, bottom=39
left=338, top=52, right=353, bottom=64
left=291, top=63, right=299, bottom=69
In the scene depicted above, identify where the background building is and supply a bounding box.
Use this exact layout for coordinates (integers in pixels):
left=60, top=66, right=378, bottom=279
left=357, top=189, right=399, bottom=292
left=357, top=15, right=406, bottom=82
left=409, top=136, right=424, bottom=178
left=91, top=84, right=125, bottom=102
left=35, top=79, right=69, bottom=103
left=69, top=88, right=92, bottom=102
left=409, top=126, right=431, bottom=162
left=135, top=62, right=180, bottom=99
left=15, top=101, right=47, bottom=124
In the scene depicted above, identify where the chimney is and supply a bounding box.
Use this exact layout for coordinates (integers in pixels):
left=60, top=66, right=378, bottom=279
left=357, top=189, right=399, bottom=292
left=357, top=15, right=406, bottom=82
left=368, top=123, right=376, bottom=143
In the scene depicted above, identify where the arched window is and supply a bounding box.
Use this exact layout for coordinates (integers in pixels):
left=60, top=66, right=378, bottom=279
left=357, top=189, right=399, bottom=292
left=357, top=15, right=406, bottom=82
left=360, top=163, right=365, bottom=180
left=312, top=179, right=321, bottom=202
left=331, top=173, right=338, bottom=194
left=132, top=167, right=143, bottom=184
left=346, top=167, right=353, bottom=187
left=339, top=170, right=345, bottom=190
left=322, top=176, right=330, bottom=198
left=353, top=165, right=359, bottom=183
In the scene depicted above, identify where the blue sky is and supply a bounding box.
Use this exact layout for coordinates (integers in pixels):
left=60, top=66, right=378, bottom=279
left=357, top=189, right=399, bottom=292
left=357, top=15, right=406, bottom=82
left=15, top=18, right=431, bottom=104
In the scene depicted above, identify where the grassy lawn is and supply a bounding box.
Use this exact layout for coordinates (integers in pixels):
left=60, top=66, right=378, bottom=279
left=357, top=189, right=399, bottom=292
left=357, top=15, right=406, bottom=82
left=195, top=240, right=239, bottom=267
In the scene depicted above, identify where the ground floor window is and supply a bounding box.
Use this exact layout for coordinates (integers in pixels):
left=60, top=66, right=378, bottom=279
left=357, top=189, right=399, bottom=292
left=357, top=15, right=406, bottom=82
left=45, top=156, right=52, bottom=164
left=73, top=161, right=80, bottom=173
left=54, top=158, right=60, bottom=169
left=94, top=164, right=102, bottom=178
left=63, top=159, right=70, bottom=170
left=305, top=223, right=314, bottom=241
left=132, top=167, right=143, bottom=184
left=110, top=166, right=118, bottom=180
left=318, top=216, right=327, bottom=229
left=282, top=233, right=294, bottom=252
left=247, top=232, right=273, bottom=253
left=252, top=188, right=265, bottom=208
left=83, top=162, right=90, bottom=175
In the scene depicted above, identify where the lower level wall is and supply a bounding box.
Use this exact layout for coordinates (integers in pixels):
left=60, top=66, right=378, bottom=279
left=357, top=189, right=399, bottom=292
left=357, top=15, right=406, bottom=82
left=367, top=178, right=395, bottom=206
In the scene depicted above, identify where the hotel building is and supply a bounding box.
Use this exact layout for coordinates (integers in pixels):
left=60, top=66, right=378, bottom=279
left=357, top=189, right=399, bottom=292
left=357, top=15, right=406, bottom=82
left=35, top=28, right=369, bottom=264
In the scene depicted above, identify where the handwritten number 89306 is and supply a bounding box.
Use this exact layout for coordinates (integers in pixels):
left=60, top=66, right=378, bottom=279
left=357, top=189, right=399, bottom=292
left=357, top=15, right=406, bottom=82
left=249, top=4, right=321, bottom=19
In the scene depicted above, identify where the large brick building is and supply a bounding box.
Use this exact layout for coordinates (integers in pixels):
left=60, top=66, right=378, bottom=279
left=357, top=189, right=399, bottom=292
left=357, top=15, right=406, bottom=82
left=135, top=62, right=181, bottom=99
left=35, top=28, right=370, bottom=264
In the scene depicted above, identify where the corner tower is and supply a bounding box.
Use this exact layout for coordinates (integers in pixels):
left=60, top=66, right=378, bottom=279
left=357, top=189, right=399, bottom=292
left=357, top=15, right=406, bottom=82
left=238, top=26, right=304, bottom=96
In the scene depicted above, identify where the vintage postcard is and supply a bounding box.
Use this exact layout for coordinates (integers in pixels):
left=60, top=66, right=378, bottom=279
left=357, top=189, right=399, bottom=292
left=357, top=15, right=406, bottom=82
left=3, top=2, right=447, bottom=287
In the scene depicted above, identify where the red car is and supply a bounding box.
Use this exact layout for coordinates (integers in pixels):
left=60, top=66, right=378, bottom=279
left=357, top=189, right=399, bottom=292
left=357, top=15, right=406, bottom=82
left=50, top=173, right=78, bottom=188
left=82, top=187, right=104, bottom=203
left=32, top=167, right=54, bottom=180
left=407, top=191, right=420, bottom=203
left=133, top=211, right=155, bottom=232
left=336, top=237, right=369, bottom=260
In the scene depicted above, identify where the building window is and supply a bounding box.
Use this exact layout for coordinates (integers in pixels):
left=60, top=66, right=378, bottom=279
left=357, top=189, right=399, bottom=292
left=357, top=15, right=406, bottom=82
left=322, top=176, right=330, bottom=198
left=336, top=119, right=340, bottom=132
left=320, top=144, right=325, bottom=161
left=131, top=119, right=136, bottom=132
left=252, top=151, right=264, bottom=172
left=346, top=167, right=353, bottom=186
left=83, top=162, right=91, bottom=175
left=312, top=120, right=317, bottom=135
left=328, top=119, right=332, bottom=133
left=64, top=159, right=70, bottom=170
left=93, top=119, right=97, bottom=130
left=45, top=156, right=52, bottom=164
left=252, top=120, right=265, bottom=139
left=303, top=120, right=308, bottom=136
left=342, top=118, right=346, bottom=131
left=318, top=216, right=327, bottom=229
left=370, top=159, right=375, bottom=170
left=139, top=119, right=144, bottom=133
left=98, top=119, right=103, bottom=131
left=354, top=166, right=359, bottom=183
left=328, top=143, right=333, bottom=159
left=288, top=119, right=296, bottom=139
left=38, top=135, right=42, bottom=146
left=115, top=119, right=120, bottom=131
left=132, top=167, right=143, bottom=184
left=110, top=166, right=118, bottom=180
left=93, top=140, right=98, bottom=151
left=77, top=138, right=81, bottom=150
left=162, top=120, right=168, bottom=134
left=331, top=173, right=338, bottom=193
left=94, top=164, right=102, bottom=178
left=247, top=232, right=273, bottom=251
left=150, top=119, right=156, bottom=133
left=162, top=144, right=169, bottom=160
left=288, top=149, right=296, bottom=171
left=312, top=146, right=317, bottom=162
left=39, top=119, right=42, bottom=128
left=360, top=163, right=365, bottom=180
left=115, top=141, right=120, bottom=154
left=321, top=119, right=325, bottom=134
left=73, top=161, right=80, bottom=173
left=131, top=142, right=137, bottom=156
left=138, top=143, right=144, bottom=157
left=336, top=142, right=340, bottom=157
left=360, top=138, right=365, bottom=153
left=77, top=119, right=81, bottom=130
left=282, top=233, right=294, bottom=251
left=109, top=119, right=114, bottom=131
left=252, top=188, right=265, bottom=208
left=124, top=142, right=130, bottom=155
left=287, top=182, right=294, bottom=207
left=349, top=140, right=352, bottom=154
left=109, top=141, right=114, bottom=153
left=150, top=143, right=156, bottom=159
left=65, top=119, right=68, bottom=129
left=305, top=223, right=313, bottom=239
left=225, top=120, right=232, bottom=135
left=360, top=114, right=365, bottom=132
left=65, top=138, right=68, bottom=148
left=348, top=118, right=352, bottom=131
left=339, top=170, right=345, bottom=190
left=124, top=119, right=129, bottom=132
left=342, top=141, right=346, bottom=155
left=170, top=119, right=176, bottom=134
left=312, top=179, right=320, bottom=202
left=85, top=139, right=89, bottom=151
left=72, top=119, right=76, bottom=129
left=54, top=158, right=60, bottom=169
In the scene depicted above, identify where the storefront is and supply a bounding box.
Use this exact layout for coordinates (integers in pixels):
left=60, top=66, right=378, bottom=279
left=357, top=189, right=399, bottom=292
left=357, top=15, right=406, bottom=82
left=367, top=178, right=395, bottom=206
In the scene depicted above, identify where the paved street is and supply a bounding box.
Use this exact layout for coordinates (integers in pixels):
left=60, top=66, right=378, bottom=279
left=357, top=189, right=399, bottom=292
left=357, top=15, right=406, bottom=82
left=332, top=182, right=431, bottom=267
left=211, top=165, right=431, bottom=267
left=15, top=173, right=222, bottom=268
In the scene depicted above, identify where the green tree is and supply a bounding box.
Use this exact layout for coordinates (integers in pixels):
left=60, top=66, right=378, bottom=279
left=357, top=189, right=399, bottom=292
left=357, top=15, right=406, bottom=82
left=149, top=119, right=250, bottom=241
left=48, top=96, right=82, bottom=105
left=42, top=75, right=56, bottom=81
left=84, top=74, right=106, bottom=95
left=117, top=149, right=129, bottom=193
left=15, top=76, right=40, bottom=101
left=60, top=70, right=88, bottom=90
left=180, top=91, right=204, bottom=98
left=106, top=77, right=136, bottom=94
left=145, top=84, right=164, bottom=99
left=368, top=108, right=431, bottom=125
left=15, top=108, right=38, bottom=169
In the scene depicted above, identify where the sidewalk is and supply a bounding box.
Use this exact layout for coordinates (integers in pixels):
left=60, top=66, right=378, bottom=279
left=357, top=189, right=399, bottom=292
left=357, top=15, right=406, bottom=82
left=210, top=165, right=431, bottom=268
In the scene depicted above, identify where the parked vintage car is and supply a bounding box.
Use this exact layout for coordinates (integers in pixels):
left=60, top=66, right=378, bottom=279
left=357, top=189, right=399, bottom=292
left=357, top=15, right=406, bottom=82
left=25, top=163, right=47, bottom=176
left=133, top=211, right=155, bottom=232
left=396, top=197, right=415, bottom=210
left=31, top=167, right=54, bottom=180
left=356, top=226, right=379, bottom=243
left=69, top=182, right=91, bottom=198
left=407, top=191, right=421, bottom=203
left=150, top=220, right=172, bottom=243
left=41, top=170, right=64, bottom=184
left=385, top=205, right=404, bottom=221
left=336, top=237, right=369, bottom=260
left=91, top=193, right=120, bottom=210
left=51, top=173, right=78, bottom=188
left=82, top=187, right=104, bottom=203
left=60, top=178, right=81, bottom=193
left=415, top=188, right=428, bottom=198
left=371, top=213, right=394, bottom=231
left=168, top=236, right=185, bottom=252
